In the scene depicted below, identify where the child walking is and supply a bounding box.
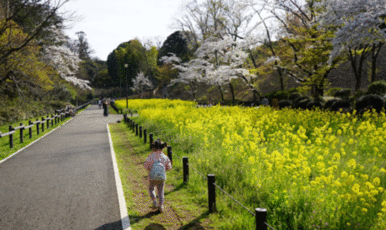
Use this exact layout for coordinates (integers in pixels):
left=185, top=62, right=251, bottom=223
left=143, top=140, right=172, bottom=212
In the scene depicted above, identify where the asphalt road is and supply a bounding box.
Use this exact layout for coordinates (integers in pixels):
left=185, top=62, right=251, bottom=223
left=0, top=105, right=124, bottom=230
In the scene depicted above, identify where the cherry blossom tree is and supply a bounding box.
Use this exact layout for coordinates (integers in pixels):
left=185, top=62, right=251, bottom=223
left=319, top=0, right=386, bottom=90
left=162, top=55, right=207, bottom=100
left=131, top=71, right=153, bottom=98
left=40, top=25, right=91, bottom=90
left=195, top=35, right=255, bottom=102
left=161, top=34, right=257, bottom=102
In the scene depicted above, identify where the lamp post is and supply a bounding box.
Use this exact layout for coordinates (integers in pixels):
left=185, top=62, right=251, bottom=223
left=124, top=64, right=129, bottom=108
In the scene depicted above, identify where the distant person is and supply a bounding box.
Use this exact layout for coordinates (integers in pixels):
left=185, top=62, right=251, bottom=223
left=102, top=99, right=109, bottom=117
left=98, top=99, right=102, bottom=109
left=143, top=140, right=172, bottom=213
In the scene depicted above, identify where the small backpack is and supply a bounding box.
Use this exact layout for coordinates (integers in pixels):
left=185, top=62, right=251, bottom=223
left=149, top=159, right=166, bottom=180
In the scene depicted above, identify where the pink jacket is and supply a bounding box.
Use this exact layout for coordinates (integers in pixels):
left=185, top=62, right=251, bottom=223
left=144, top=151, right=172, bottom=172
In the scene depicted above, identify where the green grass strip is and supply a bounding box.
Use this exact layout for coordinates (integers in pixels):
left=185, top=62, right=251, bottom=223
left=0, top=105, right=89, bottom=161
left=109, top=120, right=262, bottom=229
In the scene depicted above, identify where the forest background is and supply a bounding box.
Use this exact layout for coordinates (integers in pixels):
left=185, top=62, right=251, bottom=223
left=2, top=0, right=386, bottom=125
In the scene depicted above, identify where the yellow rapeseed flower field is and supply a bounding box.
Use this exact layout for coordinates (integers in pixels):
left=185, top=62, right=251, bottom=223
left=116, top=99, right=386, bottom=229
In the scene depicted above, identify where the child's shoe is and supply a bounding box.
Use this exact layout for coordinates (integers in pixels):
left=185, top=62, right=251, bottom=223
left=152, top=200, right=158, bottom=208
left=158, top=205, right=164, bottom=212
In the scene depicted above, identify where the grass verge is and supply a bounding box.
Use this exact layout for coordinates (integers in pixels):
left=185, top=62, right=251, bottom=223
left=0, top=105, right=89, bottom=161
left=109, top=122, right=219, bottom=230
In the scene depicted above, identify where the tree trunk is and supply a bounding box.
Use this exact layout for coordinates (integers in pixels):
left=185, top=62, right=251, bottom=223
left=190, top=84, right=196, bottom=100
left=349, top=46, right=369, bottom=92
left=275, top=62, right=285, bottom=91
left=218, top=85, right=224, bottom=102
left=370, top=43, right=383, bottom=83
left=229, top=82, right=235, bottom=104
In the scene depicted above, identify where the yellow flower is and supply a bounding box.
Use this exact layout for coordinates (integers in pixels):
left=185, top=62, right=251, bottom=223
left=362, top=208, right=368, bottom=213
left=352, top=183, right=360, bottom=194
left=337, top=129, right=342, bottom=135
left=347, top=159, right=356, bottom=169
left=373, top=177, right=381, bottom=186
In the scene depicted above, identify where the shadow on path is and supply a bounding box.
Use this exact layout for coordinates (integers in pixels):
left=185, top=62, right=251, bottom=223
left=177, top=211, right=209, bottom=230
left=94, top=220, right=122, bottom=230
left=164, top=182, right=186, bottom=196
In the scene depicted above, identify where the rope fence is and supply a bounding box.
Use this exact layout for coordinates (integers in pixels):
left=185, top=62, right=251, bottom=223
left=123, top=113, right=275, bottom=230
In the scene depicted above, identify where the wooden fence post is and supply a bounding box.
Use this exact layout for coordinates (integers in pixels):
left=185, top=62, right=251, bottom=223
left=9, top=125, right=14, bottom=148
left=136, top=124, right=138, bottom=136
left=36, top=119, right=40, bottom=135
left=20, top=123, right=24, bottom=144
left=41, top=118, right=45, bottom=132
left=167, top=146, right=172, bottom=163
left=51, top=114, right=54, bottom=127
left=29, top=121, right=32, bottom=139
left=139, top=126, right=142, bottom=138
left=46, top=116, right=49, bottom=129
left=183, top=157, right=189, bottom=184
left=255, top=208, right=267, bottom=230
left=208, top=174, right=216, bottom=213
left=144, top=129, right=147, bottom=143
left=149, top=134, right=153, bottom=150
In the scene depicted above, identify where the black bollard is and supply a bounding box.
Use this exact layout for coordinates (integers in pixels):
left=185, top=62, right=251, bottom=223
left=255, top=208, right=267, bottom=230
left=149, top=134, right=153, bottom=150
left=167, top=146, right=173, bottom=163
left=183, top=157, right=189, bottom=183
left=208, top=174, right=216, bottom=213
left=139, top=126, right=142, bottom=138
left=135, top=124, right=138, bottom=136
left=144, top=129, right=147, bottom=143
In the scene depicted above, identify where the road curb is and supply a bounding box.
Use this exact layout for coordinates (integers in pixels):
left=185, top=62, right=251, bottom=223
left=107, top=124, right=131, bottom=230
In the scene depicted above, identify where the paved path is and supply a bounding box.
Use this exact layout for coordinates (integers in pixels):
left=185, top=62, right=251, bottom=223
left=0, top=105, right=124, bottom=230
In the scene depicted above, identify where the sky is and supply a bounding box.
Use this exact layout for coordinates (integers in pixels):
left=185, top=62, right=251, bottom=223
left=59, top=0, right=190, bottom=61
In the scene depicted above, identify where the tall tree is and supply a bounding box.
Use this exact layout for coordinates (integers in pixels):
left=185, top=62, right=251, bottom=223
left=40, top=25, right=91, bottom=90
left=131, top=71, right=153, bottom=98
left=158, top=31, right=189, bottom=63
left=319, top=0, right=386, bottom=91
left=74, top=31, right=93, bottom=60
left=0, top=0, right=68, bottom=84
left=257, top=0, right=340, bottom=97
left=114, top=39, right=148, bottom=97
